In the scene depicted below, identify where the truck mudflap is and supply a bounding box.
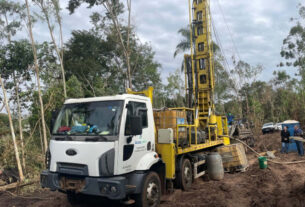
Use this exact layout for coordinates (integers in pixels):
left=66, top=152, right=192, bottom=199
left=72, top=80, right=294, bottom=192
left=40, top=170, right=146, bottom=200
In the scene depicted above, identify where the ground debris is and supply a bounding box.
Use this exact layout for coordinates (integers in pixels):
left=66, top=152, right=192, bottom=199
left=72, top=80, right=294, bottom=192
left=1, top=133, right=305, bottom=207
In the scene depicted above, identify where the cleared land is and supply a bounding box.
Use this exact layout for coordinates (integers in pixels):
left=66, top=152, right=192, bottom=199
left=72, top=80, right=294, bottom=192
left=1, top=132, right=305, bottom=207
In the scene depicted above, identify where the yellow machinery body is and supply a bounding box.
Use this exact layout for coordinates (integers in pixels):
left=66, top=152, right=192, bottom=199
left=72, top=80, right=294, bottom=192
left=128, top=0, right=230, bottom=180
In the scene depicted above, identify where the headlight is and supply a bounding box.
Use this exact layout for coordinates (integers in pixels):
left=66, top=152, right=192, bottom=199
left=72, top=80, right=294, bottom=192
left=100, top=183, right=119, bottom=195
left=110, top=186, right=117, bottom=193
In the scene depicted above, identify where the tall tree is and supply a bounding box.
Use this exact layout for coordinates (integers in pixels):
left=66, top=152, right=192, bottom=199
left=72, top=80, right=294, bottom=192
left=0, top=75, right=24, bottom=182
left=164, top=69, right=185, bottom=107
left=34, top=0, right=67, bottom=98
left=173, top=26, right=191, bottom=58
left=0, top=0, right=27, bottom=171
left=68, top=0, right=133, bottom=89
left=64, top=30, right=118, bottom=97
left=280, top=4, right=305, bottom=84
left=25, top=0, right=48, bottom=153
left=230, top=60, right=263, bottom=118
left=1, top=40, right=33, bottom=170
left=0, top=0, right=25, bottom=43
left=280, top=3, right=305, bottom=121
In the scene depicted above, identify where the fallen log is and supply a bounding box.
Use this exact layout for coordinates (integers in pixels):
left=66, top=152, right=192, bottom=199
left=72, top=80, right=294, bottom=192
left=0, top=181, right=34, bottom=191
left=0, top=179, right=6, bottom=186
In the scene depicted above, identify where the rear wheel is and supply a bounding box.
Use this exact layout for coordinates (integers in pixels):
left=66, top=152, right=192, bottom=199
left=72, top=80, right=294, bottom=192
left=134, top=172, right=161, bottom=207
left=66, top=192, right=80, bottom=205
left=178, top=158, right=192, bottom=191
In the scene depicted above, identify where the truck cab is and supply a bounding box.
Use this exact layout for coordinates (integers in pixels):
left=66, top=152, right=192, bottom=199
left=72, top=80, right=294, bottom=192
left=41, top=94, right=164, bottom=206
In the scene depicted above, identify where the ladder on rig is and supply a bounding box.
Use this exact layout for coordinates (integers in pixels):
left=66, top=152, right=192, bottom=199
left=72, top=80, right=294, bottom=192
left=185, top=0, right=215, bottom=129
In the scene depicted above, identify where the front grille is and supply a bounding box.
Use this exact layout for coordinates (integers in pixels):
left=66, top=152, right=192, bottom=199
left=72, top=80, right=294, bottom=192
left=57, top=163, right=89, bottom=176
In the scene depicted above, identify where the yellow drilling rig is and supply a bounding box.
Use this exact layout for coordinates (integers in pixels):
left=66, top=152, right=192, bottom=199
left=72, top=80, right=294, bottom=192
left=128, top=0, right=231, bottom=191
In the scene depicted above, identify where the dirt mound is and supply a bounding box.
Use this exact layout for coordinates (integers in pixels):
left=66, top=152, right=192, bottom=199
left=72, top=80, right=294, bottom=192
left=254, top=132, right=282, bottom=152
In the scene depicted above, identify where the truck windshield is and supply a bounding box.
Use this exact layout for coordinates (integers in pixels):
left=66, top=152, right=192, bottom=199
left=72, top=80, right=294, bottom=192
left=52, top=101, right=123, bottom=136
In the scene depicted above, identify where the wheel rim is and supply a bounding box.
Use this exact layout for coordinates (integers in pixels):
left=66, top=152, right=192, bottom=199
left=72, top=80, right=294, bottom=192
left=184, top=165, right=192, bottom=185
left=146, top=181, right=159, bottom=206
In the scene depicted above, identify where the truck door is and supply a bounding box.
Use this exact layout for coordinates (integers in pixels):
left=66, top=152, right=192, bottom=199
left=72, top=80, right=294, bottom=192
left=118, top=101, right=152, bottom=174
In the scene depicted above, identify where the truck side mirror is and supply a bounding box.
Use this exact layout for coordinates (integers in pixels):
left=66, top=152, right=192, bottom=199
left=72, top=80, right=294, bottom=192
left=128, top=116, right=142, bottom=136
left=50, top=110, right=59, bottom=134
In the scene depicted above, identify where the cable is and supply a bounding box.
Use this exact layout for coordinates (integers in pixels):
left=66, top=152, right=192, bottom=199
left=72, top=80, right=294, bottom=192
left=211, top=16, right=231, bottom=74
left=215, top=0, right=242, bottom=62
left=229, top=137, right=305, bottom=165
left=230, top=137, right=261, bottom=157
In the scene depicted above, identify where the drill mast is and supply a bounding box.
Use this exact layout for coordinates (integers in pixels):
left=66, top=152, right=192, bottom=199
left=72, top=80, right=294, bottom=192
left=185, top=0, right=215, bottom=129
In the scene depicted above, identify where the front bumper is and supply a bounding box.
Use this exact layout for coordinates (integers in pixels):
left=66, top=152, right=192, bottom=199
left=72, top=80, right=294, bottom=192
left=40, top=170, right=134, bottom=200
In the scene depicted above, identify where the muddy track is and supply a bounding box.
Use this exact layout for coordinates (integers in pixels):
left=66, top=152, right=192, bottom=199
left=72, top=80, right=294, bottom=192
left=1, top=133, right=305, bottom=207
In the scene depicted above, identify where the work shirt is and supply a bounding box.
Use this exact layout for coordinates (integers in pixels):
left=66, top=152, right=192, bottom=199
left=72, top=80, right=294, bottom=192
left=227, top=115, right=234, bottom=125
left=294, top=128, right=303, bottom=137
left=281, top=130, right=290, bottom=143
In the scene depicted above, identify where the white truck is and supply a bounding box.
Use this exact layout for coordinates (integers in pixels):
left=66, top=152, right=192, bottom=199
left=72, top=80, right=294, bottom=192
left=40, top=0, right=232, bottom=206
left=41, top=94, right=165, bottom=206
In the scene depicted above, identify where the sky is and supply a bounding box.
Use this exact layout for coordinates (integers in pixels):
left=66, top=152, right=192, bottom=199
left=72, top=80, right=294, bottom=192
left=17, top=0, right=302, bottom=82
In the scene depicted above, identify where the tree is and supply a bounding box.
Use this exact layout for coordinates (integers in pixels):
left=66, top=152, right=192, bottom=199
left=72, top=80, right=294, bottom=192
left=64, top=30, right=118, bottom=97
left=280, top=4, right=305, bottom=84
left=0, top=75, right=24, bottom=182
left=173, top=26, right=191, bottom=58
left=0, top=0, right=25, bottom=43
left=279, top=3, right=305, bottom=123
left=0, top=0, right=27, bottom=172
left=164, top=69, right=185, bottom=107
left=68, top=0, right=133, bottom=89
left=25, top=0, right=48, bottom=153
left=34, top=0, right=67, bottom=98
left=1, top=40, right=33, bottom=170
left=230, top=60, right=263, bottom=118
left=64, top=28, right=162, bottom=97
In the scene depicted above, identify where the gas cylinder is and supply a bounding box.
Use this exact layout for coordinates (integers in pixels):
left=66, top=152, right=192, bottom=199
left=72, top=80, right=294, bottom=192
left=207, top=152, right=224, bottom=180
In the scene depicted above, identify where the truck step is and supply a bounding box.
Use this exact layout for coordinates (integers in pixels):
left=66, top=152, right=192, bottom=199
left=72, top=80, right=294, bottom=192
left=121, top=198, right=135, bottom=205
left=194, top=160, right=206, bottom=179
left=125, top=185, right=136, bottom=192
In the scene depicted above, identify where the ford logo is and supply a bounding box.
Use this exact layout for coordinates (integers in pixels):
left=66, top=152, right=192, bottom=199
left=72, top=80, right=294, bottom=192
left=66, top=149, right=77, bottom=156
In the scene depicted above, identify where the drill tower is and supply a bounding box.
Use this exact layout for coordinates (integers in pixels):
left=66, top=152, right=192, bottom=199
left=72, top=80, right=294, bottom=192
left=185, top=0, right=215, bottom=128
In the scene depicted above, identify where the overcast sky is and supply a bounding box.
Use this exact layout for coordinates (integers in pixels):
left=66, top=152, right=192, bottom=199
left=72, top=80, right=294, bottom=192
left=20, top=0, right=301, bottom=81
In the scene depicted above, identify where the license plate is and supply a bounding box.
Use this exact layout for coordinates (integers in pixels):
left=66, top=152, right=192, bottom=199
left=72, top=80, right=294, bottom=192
left=60, top=177, right=85, bottom=193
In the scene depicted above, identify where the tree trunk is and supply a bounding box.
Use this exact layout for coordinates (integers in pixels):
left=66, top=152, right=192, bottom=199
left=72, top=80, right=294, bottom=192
left=25, top=0, right=48, bottom=153
left=5, top=12, right=26, bottom=171
left=38, top=119, right=44, bottom=153
left=126, top=0, right=132, bottom=89
left=0, top=75, right=24, bottom=182
left=13, top=74, right=26, bottom=171
left=40, top=3, right=67, bottom=98
left=245, top=94, right=250, bottom=119
left=103, top=0, right=132, bottom=89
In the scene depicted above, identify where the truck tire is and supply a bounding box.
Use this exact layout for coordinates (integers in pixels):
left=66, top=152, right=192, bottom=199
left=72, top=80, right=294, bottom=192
left=178, top=158, right=192, bottom=191
left=134, top=172, right=161, bottom=207
left=66, top=192, right=80, bottom=205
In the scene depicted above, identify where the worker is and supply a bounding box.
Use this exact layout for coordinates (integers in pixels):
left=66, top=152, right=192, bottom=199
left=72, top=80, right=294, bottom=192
left=280, top=126, right=290, bottom=153
left=227, top=113, right=234, bottom=125
left=294, top=125, right=304, bottom=156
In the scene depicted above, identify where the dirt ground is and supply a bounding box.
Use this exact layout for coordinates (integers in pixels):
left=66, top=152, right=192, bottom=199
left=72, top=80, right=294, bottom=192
left=1, top=132, right=305, bottom=207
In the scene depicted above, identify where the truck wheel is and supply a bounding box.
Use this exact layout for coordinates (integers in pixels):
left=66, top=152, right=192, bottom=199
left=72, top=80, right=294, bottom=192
left=134, top=172, right=161, bottom=207
left=66, top=192, right=80, bottom=205
left=179, top=158, right=192, bottom=191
